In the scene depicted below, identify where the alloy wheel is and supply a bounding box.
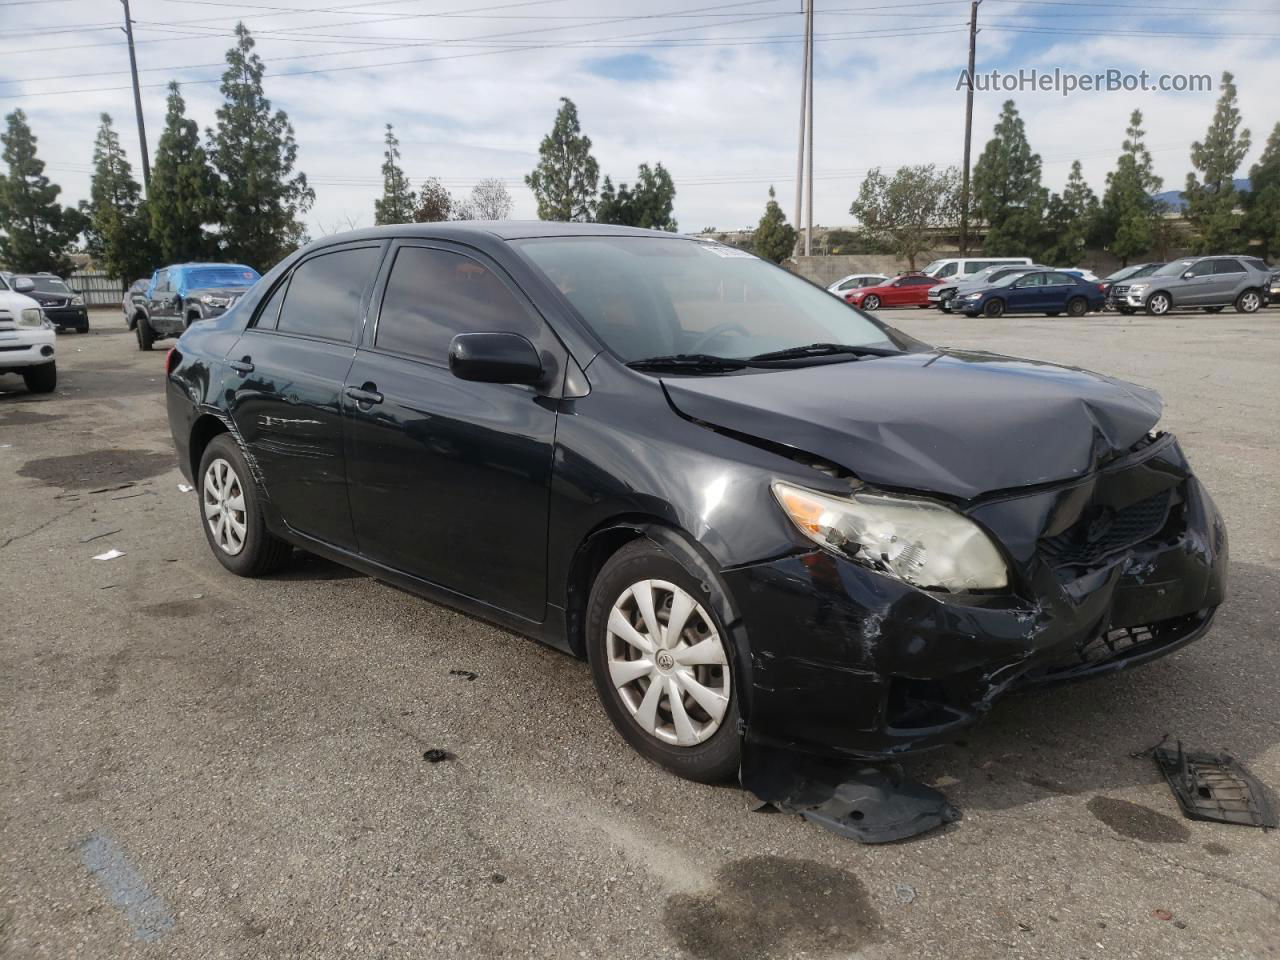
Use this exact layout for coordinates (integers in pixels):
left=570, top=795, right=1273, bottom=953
left=1238, top=291, right=1260, bottom=313
left=1148, top=294, right=1170, bottom=315
left=203, top=457, right=247, bottom=555
left=605, top=579, right=730, bottom=747
left=863, top=295, right=880, bottom=310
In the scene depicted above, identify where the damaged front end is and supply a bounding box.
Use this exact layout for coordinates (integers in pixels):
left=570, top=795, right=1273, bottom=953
left=724, top=431, right=1228, bottom=760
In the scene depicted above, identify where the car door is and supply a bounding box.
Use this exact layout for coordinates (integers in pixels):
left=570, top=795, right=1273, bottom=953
left=342, top=240, right=561, bottom=622
left=1178, top=259, right=1217, bottom=306
left=1042, top=272, right=1077, bottom=312
left=1004, top=272, right=1045, bottom=312
left=150, top=270, right=176, bottom=333
left=1210, top=258, right=1247, bottom=305
left=224, top=242, right=384, bottom=551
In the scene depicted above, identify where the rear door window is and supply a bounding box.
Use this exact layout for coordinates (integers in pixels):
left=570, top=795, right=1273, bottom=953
left=1213, top=259, right=1245, bottom=275
left=1048, top=272, right=1079, bottom=285
left=277, top=246, right=381, bottom=342
left=374, top=245, right=540, bottom=364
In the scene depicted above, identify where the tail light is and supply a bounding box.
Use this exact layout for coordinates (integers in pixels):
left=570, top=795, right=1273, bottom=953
left=165, top=347, right=180, bottom=376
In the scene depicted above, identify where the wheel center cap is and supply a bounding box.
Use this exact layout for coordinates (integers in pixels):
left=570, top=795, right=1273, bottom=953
left=655, top=650, right=675, bottom=672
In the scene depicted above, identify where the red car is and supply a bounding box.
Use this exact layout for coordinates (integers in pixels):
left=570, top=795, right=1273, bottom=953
left=845, top=273, right=941, bottom=310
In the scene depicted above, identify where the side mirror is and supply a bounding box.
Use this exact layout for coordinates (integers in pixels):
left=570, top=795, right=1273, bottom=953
left=448, top=332, right=543, bottom=385
left=1182, top=271, right=1194, bottom=279
left=13, top=277, right=35, bottom=293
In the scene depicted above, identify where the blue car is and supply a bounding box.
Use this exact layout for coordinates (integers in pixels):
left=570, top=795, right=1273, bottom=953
left=957, top=269, right=1106, bottom=318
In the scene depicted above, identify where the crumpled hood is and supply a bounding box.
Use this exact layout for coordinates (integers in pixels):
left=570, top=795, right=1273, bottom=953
left=662, top=350, right=1163, bottom=500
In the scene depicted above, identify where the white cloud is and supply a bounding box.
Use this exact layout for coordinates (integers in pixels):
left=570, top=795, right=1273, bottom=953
left=0, top=0, right=1275, bottom=241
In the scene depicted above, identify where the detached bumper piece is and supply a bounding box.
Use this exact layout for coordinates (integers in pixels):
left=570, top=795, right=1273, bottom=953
left=741, top=740, right=959, bottom=844
left=1153, top=742, right=1277, bottom=829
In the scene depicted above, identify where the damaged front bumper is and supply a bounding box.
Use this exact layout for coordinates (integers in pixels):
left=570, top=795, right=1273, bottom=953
left=724, top=433, right=1227, bottom=758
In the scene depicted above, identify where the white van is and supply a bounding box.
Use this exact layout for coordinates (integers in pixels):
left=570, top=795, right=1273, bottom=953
left=920, top=256, right=1033, bottom=280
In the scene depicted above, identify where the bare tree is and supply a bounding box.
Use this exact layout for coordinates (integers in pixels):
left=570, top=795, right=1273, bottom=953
left=467, top=178, right=514, bottom=220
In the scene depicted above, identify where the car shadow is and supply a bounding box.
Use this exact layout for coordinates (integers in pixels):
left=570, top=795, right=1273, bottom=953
left=902, top=558, right=1279, bottom=814
left=267, top=550, right=365, bottom=582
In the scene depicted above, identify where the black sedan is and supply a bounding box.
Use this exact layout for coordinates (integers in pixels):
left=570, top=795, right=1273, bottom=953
left=165, top=223, right=1227, bottom=783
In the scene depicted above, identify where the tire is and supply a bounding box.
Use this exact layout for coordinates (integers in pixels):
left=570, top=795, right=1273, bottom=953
left=22, top=361, right=56, bottom=394
left=862, top=295, right=880, bottom=310
left=136, top=315, right=155, bottom=350
left=1202, top=306, right=1225, bottom=314
left=197, top=434, right=293, bottom=577
left=1235, top=289, right=1262, bottom=314
left=983, top=298, right=1005, bottom=318
left=1066, top=297, right=1088, bottom=317
left=1146, top=292, right=1171, bottom=316
left=586, top=539, right=741, bottom=783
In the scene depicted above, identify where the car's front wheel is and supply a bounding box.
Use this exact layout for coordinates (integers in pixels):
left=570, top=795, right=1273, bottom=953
left=1146, top=292, right=1171, bottom=316
left=197, top=434, right=293, bottom=577
left=22, top=361, right=56, bottom=394
left=983, top=298, right=1005, bottom=318
left=586, top=540, right=740, bottom=783
left=1235, top=289, right=1262, bottom=313
left=862, top=294, right=880, bottom=310
left=136, top=316, right=155, bottom=350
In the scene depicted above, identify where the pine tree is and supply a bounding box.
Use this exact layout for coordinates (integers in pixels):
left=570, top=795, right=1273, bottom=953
left=595, top=163, right=677, bottom=231
left=752, top=186, right=796, bottom=263
left=1098, top=110, right=1164, bottom=265
left=0, top=109, right=85, bottom=274
left=84, top=113, right=153, bottom=284
left=150, top=82, right=218, bottom=264
left=374, top=123, right=415, bottom=225
left=971, top=100, right=1047, bottom=256
left=1041, top=160, right=1099, bottom=266
left=525, top=97, right=598, bottom=222
left=1245, top=122, right=1280, bottom=260
left=208, top=23, right=314, bottom=270
left=1184, top=71, right=1251, bottom=253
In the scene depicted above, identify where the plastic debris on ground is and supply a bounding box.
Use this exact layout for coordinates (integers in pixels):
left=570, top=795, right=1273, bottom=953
left=177, top=483, right=194, bottom=493
left=422, top=749, right=453, bottom=763
left=448, top=669, right=479, bottom=681
left=1152, top=741, right=1277, bottom=828
left=92, top=548, right=126, bottom=561
left=740, top=740, right=959, bottom=844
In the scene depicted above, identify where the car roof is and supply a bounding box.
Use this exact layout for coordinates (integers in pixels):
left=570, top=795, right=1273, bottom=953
left=305, top=221, right=683, bottom=248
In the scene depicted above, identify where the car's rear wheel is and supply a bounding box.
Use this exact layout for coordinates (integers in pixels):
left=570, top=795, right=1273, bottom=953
left=586, top=540, right=740, bottom=783
left=983, top=298, right=1005, bottom=318
left=1066, top=296, right=1088, bottom=317
left=136, top=316, right=155, bottom=351
left=1235, top=289, right=1262, bottom=313
left=197, top=434, right=292, bottom=577
left=1146, top=292, right=1171, bottom=316
left=22, top=361, right=56, bottom=394
left=862, top=294, right=880, bottom=310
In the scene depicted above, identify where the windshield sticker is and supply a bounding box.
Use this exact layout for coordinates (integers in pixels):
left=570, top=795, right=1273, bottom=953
left=698, top=243, right=756, bottom=259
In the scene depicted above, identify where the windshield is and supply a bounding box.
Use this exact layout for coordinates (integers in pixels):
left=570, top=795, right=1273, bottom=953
left=516, top=237, right=903, bottom=363
left=16, top=275, right=71, bottom=294
left=1105, top=265, right=1140, bottom=282
left=185, top=266, right=259, bottom=289
left=920, top=260, right=948, bottom=276
left=1153, top=260, right=1195, bottom=277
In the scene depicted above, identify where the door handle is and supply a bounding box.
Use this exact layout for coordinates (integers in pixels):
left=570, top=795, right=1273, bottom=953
left=345, top=384, right=383, bottom=405
left=229, top=358, right=254, bottom=374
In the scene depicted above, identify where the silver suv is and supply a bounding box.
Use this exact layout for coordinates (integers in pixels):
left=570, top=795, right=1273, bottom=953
left=1114, top=255, right=1272, bottom=316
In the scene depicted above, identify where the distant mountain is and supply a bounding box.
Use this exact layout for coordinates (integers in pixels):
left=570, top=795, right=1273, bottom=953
left=1152, top=178, right=1251, bottom=211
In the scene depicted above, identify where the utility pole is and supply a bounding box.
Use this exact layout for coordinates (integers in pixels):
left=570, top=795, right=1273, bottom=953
left=959, top=0, right=981, bottom=256
left=804, top=0, right=814, bottom=257
left=793, top=0, right=810, bottom=258
left=121, top=0, right=150, bottom=192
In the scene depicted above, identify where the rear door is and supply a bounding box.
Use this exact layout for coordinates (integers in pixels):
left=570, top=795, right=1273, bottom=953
left=1042, top=272, right=1078, bottom=312
left=343, top=240, right=561, bottom=622
left=224, top=242, right=384, bottom=551
left=1210, top=258, right=1247, bottom=304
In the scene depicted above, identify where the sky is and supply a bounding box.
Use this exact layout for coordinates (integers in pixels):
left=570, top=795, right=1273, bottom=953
left=0, top=0, right=1277, bottom=238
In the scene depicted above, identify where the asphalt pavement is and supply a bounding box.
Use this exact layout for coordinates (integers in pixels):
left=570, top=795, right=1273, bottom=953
left=2, top=306, right=1278, bottom=959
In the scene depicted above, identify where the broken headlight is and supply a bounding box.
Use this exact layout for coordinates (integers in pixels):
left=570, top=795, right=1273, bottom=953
left=772, top=482, right=1008, bottom=592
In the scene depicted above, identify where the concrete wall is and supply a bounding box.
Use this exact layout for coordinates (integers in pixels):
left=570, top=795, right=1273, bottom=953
left=787, top=255, right=916, bottom=286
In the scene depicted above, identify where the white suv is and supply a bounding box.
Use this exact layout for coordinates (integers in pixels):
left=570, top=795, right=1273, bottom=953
left=0, top=286, right=57, bottom=392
